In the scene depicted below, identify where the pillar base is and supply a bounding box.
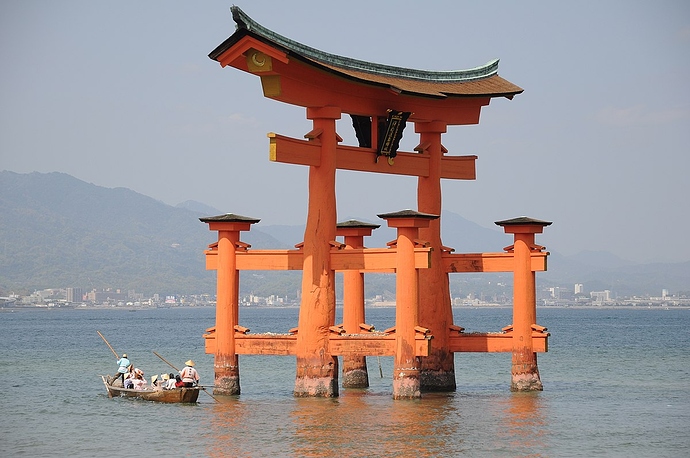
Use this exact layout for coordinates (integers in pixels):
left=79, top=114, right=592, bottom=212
left=420, top=369, right=456, bottom=392
left=393, top=376, right=421, bottom=399
left=214, top=374, right=240, bottom=396
left=294, top=376, right=339, bottom=397
left=421, top=350, right=456, bottom=392
left=511, top=349, right=543, bottom=392
left=294, top=356, right=339, bottom=397
left=393, top=366, right=421, bottom=399
left=342, top=356, right=369, bottom=388
left=511, top=372, right=543, bottom=392
left=342, top=368, right=369, bottom=388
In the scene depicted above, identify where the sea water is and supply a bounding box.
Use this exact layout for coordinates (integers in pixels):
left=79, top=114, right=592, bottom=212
left=1, top=306, right=688, bottom=457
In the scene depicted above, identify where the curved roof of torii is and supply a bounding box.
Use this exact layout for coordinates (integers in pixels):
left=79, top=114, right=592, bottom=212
left=209, top=6, right=523, bottom=100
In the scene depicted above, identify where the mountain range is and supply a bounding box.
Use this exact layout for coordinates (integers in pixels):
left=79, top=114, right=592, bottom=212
left=1, top=170, right=688, bottom=298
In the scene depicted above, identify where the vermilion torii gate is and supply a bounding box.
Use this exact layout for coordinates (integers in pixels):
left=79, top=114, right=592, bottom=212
left=201, top=7, right=551, bottom=399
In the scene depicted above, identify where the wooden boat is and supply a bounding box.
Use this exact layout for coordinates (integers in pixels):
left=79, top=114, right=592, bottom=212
left=101, top=376, right=200, bottom=403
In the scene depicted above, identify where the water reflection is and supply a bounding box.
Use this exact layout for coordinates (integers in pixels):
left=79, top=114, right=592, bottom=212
left=497, top=392, right=549, bottom=457
left=204, top=397, right=247, bottom=458
left=289, top=390, right=462, bottom=457
left=200, top=390, right=550, bottom=457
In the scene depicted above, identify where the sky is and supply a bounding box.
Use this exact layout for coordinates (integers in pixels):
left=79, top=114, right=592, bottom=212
left=1, top=1, right=689, bottom=264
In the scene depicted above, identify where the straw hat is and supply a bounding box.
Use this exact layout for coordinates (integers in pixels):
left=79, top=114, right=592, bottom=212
left=122, top=354, right=127, bottom=358
left=185, top=360, right=195, bottom=367
left=161, top=373, right=170, bottom=380
left=151, top=375, right=158, bottom=384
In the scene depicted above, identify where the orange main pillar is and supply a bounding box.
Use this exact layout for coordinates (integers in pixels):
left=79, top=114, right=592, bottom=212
left=380, top=210, right=438, bottom=399
left=496, top=217, right=551, bottom=391
left=415, top=120, right=456, bottom=392
left=200, top=213, right=260, bottom=396
left=337, top=220, right=380, bottom=388
left=294, top=106, right=341, bottom=397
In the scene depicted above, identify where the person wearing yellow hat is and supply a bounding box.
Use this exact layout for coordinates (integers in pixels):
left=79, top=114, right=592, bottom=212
left=179, top=360, right=199, bottom=387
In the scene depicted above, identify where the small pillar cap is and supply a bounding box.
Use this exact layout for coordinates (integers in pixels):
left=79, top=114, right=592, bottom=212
left=495, top=216, right=551, bottom=234
left=495, top=216, right=552, bottom=227
left=337, top=219, right=380, bottom=238
left=199, top=213, right=261, bottom=224
left=377, top=209, right=439, bottom=220
left=336, top=219, right=381, bottom=229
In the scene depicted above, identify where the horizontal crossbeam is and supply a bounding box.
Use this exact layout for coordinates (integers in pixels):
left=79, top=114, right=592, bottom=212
left=269, top=133, right=476, bottom=179
left=443, top=252, right=548, bottom=273
left=448, top=332, right=548, bottom=352
left=203, top=332, right=430, bottom=356
left=205, top=247, right=433, bottom=271
left=203, top=331, right=546, bottom=355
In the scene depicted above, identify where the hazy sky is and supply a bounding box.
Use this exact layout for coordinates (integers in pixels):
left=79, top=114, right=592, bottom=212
left=2, top=1, right=689, bottom=263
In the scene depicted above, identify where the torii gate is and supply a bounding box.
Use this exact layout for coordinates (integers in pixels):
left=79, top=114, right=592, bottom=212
left=201, top=6, right=551, bottom=399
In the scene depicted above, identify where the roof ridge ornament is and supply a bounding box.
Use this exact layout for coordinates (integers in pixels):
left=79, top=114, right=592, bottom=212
left=228, top=6, right=500, bottom=83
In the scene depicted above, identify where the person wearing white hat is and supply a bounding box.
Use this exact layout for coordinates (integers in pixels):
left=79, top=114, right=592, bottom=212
left=134, top=376, right=147, bottom=390
left=161, top=372, right=176, bottom=390
left=110, top=353, right=131, bottom=386
left=179, top=360, right=199, bottom=387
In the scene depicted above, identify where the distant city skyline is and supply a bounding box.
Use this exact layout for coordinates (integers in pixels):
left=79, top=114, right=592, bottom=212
left=7, top=282, right=689, bottom=309
left=1, top=1, right=689, bottom=263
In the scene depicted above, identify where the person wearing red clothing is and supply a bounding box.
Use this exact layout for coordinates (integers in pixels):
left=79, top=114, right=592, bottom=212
left=179, top=360, right=199, bottom=387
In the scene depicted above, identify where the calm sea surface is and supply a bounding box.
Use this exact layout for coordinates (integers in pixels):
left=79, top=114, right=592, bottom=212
left=1, top=306, right=688, bottom=457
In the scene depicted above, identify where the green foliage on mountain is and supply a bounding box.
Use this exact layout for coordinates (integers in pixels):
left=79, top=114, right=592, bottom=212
left=0, top=171, right=287, bottom=297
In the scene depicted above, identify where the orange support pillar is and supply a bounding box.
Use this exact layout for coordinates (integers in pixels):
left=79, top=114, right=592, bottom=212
left=200, top=214, right=260, bottom=396
left=294, top=106, right=341, bottom=397
left=415, top=120, right=456, bottom=392
left=496, top=217, right=551, bottom=391
left=380, top=210, right=438, bottom=399
left=337, top=220, right=380, bottom=388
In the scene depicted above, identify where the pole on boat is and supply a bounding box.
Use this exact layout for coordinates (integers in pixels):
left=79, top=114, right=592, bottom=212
left=153, top=351, right=180, bottom=371
left=153, top=351, right=219, bottom=403
left=97, top=330, right=120, bottom=359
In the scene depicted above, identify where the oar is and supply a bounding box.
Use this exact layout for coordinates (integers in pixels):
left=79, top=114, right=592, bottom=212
left=153, top=351, right=219, bottom=402
left=97, top=330, right=120, bottom=359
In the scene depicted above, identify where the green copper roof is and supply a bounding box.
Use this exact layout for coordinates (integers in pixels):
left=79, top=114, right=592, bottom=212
left=220, top=6, right=500, bottom=83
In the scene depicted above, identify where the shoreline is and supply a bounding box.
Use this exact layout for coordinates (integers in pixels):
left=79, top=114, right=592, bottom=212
left=2, top=304, right=689, bottom=312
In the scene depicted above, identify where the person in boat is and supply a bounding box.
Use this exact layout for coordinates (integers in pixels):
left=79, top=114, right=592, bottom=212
left=110, top=353, right=131, bottom=385
left=131, top=367, right=147, bottom=390
left=160, top=373, right=169, bottom=389
left=161, top=373, right=177, bottom=390
left=179, top=360, right=199, bottom=387
left=123, top=366, right=135, bottom=388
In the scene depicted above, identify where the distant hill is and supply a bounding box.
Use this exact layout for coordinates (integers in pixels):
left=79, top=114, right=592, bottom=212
left=541, top=251, right=690, bottom=297
left=1, top=171, right=687, bottom=298
left=175, top=200, right=223, bottom=216
left=0, top=171, right=289, bottom=296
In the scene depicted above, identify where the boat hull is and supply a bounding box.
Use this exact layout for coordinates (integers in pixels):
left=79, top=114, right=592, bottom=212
left=101, top=376, right=200, bottom=403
